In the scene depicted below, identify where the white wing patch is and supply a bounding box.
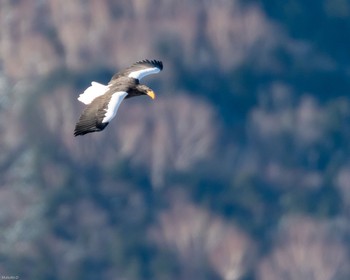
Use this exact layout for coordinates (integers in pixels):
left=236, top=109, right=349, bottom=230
left=78, top=82, right=109, bottom=105
left=128, top=67, right=160, bottom=80
left=102, top=91, right=128, bottom=123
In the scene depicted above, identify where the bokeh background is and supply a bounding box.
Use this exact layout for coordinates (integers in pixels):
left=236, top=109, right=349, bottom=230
left=1, top=0, right=350, bottom=279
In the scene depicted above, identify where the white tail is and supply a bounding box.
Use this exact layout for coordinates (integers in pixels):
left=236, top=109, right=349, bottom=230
left=77, top=82, right=109, bottom=105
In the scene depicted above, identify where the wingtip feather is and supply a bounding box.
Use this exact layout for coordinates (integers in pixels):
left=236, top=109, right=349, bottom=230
left=135, top=59, right=163, bottom=70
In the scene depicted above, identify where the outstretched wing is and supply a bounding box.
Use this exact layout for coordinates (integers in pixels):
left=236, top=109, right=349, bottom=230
left=74, top=91, right=128, bottom=136
left=74, top=99, right=109, bottom=136
left=109, top=59, right=163, bottom=84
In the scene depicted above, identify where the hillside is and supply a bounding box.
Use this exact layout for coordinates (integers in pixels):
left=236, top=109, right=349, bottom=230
left=1, top=0, right=350, bottom=279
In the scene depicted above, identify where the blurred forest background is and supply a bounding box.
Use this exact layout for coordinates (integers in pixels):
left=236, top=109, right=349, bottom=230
left=1, top=0, right=350, bottom=279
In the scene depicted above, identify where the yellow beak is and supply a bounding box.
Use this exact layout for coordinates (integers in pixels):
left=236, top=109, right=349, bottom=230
left=146, top=90, right=156, bottom=100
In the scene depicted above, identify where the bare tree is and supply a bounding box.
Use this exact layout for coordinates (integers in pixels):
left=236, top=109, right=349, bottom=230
left=150, top=192, right=254, bottom=279
left=335, top=166, right=350, bottom=216
left=113, top=94, right=219, bottom=188
left=258, top=216, right=350, bottom=280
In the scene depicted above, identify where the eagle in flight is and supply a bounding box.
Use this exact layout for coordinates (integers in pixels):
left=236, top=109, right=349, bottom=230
left=74, top=59, right=163, bottom=136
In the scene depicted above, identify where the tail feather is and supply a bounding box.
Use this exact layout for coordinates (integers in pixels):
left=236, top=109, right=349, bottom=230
left=78, top=82, right=108, bottom=105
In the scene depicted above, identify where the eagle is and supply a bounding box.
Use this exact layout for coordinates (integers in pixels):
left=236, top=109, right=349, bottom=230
left=74, top=59, right=163, bottom=136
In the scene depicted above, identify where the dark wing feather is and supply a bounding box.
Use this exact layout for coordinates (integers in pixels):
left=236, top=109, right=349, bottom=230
left=74, top=96, right=110, bottom=136
left=109, top=59, right=163, bottom=83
